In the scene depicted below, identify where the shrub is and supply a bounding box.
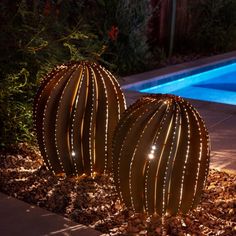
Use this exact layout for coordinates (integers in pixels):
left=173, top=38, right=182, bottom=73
left=189, top=0, right=236, bottom=52
left=0, top=1, right=106, bottom=147
left=111, top=0, right=153, bottom=74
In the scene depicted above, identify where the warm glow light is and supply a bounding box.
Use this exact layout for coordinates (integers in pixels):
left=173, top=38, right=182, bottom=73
left=148, top=153, right=155, bottom=159
left=34, top=61, right=126, bottom=176
left=112, top=94, right=210, bottom=216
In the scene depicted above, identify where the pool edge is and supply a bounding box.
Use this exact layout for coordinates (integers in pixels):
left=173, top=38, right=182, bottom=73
left=121, top=51, right=236, bottom=89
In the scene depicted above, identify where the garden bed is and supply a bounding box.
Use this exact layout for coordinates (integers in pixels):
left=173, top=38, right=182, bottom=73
left=0, top=143, right=235, bottom=236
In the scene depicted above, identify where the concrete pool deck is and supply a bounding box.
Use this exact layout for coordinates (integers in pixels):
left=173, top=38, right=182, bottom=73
left=121, top=50, right=236, bottom=90
left=121, top=51, right=236, bottom=174
left=0, top=192, right=102, bottom=236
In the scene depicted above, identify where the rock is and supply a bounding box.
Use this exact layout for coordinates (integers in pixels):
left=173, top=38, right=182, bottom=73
left=139, top=230, right=147, bottom=235
left=185, top=217, right=192, bottom=225
left=208, top=184, right=216, bottom=190
left=0, top=146, right=236, bottom=236
left=134, top=218, right=142, bottom=224
left=127, top=225, right=139, bottom=233
left=215, top=188, right=223, bottom=194
left=229, top=209, right=234, bottom=215
left=222, top=203, right=228, bottom=208
left=155, top=227, right=161, bottom=234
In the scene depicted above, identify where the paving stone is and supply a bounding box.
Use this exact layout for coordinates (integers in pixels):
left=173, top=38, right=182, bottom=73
left=0, top=193, right=101, bottom=236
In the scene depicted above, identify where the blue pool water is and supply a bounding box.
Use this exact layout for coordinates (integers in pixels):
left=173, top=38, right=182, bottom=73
left=130, top=61, right=236, bottom=106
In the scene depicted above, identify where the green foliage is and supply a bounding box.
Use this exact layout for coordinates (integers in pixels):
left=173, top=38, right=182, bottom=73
left=0, top=0, right=153, bottom=147
left=66, top=0, right=154, bottom=74
left=5, top=0, right=236, bottom=148
left=0, top=69, right=36, bottom=146
left=110, top=0, right=153, bottom=74
left=0, top=0, right=106, bottom=147
left=189, top=0, right=236, bottom=52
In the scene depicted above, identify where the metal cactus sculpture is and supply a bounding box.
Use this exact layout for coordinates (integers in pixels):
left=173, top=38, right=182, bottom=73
left=34, top=61, right=126, bottom=176
left=112, top=94, right=210, bottom=216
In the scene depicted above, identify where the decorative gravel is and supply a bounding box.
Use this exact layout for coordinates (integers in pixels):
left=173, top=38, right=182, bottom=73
left=0, top=143, right=235, bottom=235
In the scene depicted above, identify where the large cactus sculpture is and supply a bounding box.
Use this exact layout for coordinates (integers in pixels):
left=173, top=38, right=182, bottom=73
left=112, top=94, right=210, bottom=216
left=34, top=61, right=126, bottom=176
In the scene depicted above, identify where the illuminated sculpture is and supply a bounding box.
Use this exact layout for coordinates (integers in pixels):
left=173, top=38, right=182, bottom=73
left=34, top=61, right=126, bottom=176
left=112, top=94, right=210, bottom=216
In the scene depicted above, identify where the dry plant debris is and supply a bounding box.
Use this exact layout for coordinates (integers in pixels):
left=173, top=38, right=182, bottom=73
left=0, top=143, right=235, bottom=236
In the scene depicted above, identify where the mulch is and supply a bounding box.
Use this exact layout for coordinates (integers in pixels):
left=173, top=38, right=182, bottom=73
left=0, top=143, right=235, bottom=236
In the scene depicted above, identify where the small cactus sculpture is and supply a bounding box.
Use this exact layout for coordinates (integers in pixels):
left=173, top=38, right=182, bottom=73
left=112, top=94, right=210, bottom=216
left=34, top=61, right=126, bottom=176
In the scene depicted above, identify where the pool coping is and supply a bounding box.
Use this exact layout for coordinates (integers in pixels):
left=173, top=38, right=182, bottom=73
left=121, top=50, right=236, bottom=89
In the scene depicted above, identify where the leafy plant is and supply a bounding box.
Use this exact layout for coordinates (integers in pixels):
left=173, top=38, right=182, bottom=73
left=110, top=0, right=153, bottom=74
left=0, top=0, right=161, bottom=148
left=0, top=0, right=106, bottom=147
left=0, top=69, right=37, bottom=146
left=189, top=0, right=236, bottom=52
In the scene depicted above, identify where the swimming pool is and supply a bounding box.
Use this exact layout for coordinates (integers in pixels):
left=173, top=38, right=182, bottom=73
left=125, top=60, right=236, bottom=106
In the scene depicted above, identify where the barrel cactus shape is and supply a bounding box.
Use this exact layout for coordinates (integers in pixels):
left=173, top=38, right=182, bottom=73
left=34, top=61, right=126, bottom=176
left=112, top=94, right=210, bottom=216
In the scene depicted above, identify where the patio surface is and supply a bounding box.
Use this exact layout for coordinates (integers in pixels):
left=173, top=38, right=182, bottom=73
left=0, top=193, right=101, bottom=236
